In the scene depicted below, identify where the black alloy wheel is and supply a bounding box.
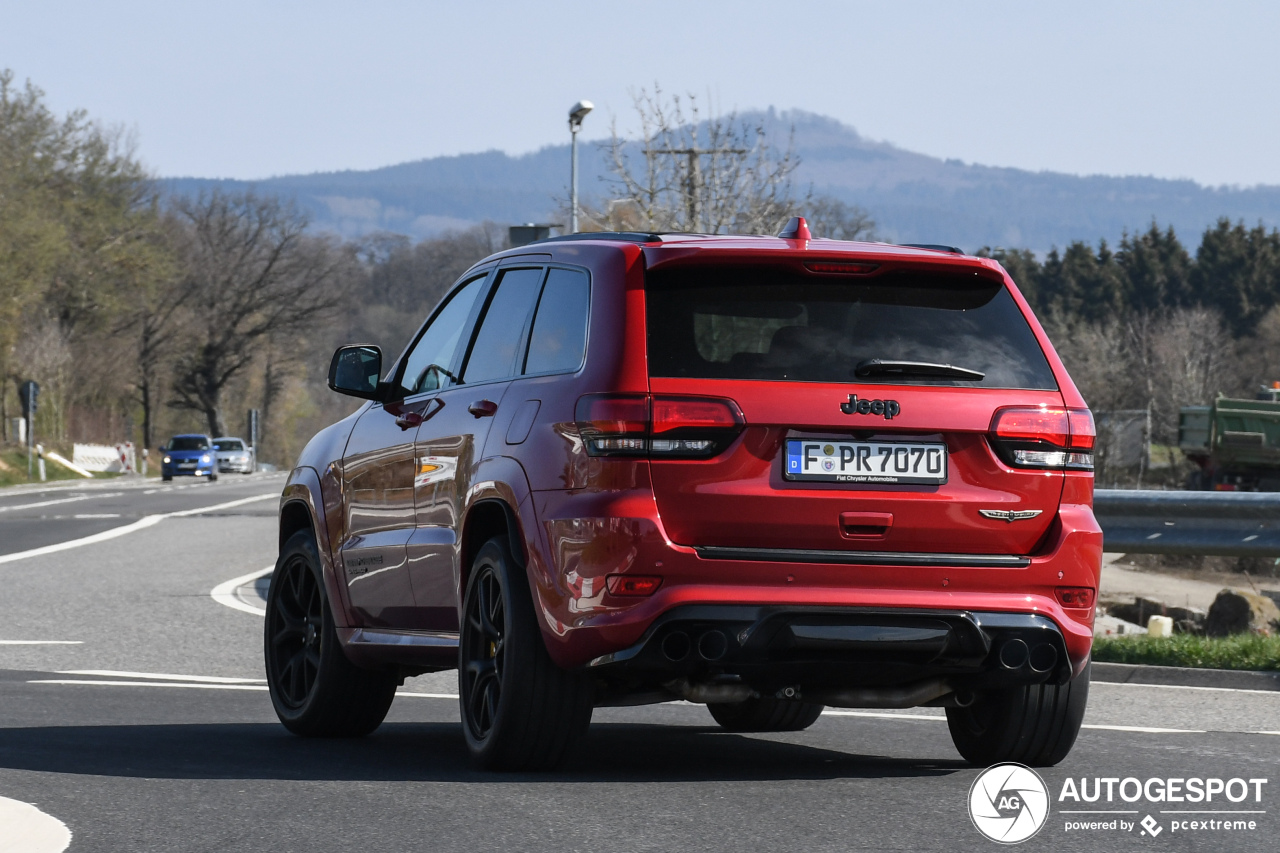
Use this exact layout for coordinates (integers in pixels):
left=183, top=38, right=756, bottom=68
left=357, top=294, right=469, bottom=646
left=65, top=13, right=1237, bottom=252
left=458, top=536, right=594, bottom=770
left=268, top=549, right=323, bottom=708
left=460, top=566, right=506, bottom=741
left=264, top=529, right=397, bottom=736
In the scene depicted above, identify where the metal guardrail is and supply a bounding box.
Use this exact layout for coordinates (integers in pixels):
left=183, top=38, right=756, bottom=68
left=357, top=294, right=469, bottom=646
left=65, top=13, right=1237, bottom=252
left=1094, top=489, right=1280, bottom=556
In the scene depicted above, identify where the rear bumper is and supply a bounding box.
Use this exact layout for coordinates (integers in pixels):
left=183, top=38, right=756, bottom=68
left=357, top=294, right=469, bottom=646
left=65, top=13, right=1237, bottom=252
left=531, top=492, right=1101, bottom=677
left=586, top=604, right=1072, bottom=703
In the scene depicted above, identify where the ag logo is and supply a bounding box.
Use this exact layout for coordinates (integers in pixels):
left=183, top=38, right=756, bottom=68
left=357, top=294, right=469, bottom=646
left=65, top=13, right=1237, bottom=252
left=968, top=763, right=1050, bottom=844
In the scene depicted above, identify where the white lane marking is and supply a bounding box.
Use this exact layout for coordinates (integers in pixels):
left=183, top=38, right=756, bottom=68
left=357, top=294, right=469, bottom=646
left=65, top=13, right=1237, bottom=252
left=0, top=493, right=277, bottom=567
left=210, top=566, right=273, bottom=616
left=1257, top=730, right=1280, bottom=736
left=166, top=493, right=277, bottom=518
left=30, top=680, right=268, bottom=691
left=822, top=709, right=945, bottom=721
left=397, top=691, right=460, bottom=699
left=73, top=513, right=120, bottom=519
left=1083, top=723, right=1205, bottom=734
left=1094, top=680, right=1280, bottom=696
left=58, top=670, right=265, bottom=684
left=0, top=796, right=72, bottom=853
left=0, top=493, right=120, bottom=513
left=0, top=515, right=165, bottom=566
left=0, top=640, right=83, bottom=645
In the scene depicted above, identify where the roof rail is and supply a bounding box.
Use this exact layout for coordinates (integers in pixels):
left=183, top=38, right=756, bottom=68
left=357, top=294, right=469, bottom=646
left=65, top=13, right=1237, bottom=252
left=899, top=243, right=965, bottom=255
left=530, top=231, right=666, bottom=246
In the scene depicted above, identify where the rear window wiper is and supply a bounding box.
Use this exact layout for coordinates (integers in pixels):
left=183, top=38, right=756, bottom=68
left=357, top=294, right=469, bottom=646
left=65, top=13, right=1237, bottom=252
left=854, top=359, right=986, bottom=381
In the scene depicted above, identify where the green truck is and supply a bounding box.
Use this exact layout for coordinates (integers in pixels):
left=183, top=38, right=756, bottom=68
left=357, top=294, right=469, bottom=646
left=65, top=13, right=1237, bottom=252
left=1179, top=388, right=1280, bottom=490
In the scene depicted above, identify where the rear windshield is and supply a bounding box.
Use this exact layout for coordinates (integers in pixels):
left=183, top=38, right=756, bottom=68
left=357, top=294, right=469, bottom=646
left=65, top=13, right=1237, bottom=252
left=169, top=437, right=209, bottom=451
left=645, top=267, right=1058, bottom=389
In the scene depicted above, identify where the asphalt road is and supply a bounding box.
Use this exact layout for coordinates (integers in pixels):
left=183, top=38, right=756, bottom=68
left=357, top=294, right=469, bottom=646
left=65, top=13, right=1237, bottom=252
left=1, top=474, right=1278, bottom=852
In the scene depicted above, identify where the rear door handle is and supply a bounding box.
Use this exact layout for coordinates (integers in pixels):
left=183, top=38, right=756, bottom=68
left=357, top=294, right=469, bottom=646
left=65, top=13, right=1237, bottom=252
left=468, top=399, right=498, bottom=418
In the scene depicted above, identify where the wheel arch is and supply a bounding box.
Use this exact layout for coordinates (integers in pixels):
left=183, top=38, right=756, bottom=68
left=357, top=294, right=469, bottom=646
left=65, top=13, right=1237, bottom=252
left=460, top=498, right=525, bottom=600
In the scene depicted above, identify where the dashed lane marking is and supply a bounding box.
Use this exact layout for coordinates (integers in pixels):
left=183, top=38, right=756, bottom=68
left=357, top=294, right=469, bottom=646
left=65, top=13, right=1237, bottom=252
left=31, top=679, right=269, bottom=691
left=0, top=640, right=82, bottom=645
left=0, top=796, right=72, bottom=852
left=0, top=493, right=277, bottom=567
left=0, top=493, right=120, bottom=513
left=1094, top=680, right=1280, bottom=696
left=210, top=566, right=273, bottom=616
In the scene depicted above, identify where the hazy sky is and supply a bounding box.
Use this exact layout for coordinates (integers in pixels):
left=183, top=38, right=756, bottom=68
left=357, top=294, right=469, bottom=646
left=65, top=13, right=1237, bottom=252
left=3, top=1, right=1278, bottom=186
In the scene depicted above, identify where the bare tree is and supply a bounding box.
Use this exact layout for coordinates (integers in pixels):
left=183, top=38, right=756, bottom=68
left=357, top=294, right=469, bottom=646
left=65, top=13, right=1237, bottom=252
left=806, top=196, right=876, bottom=241
left=168, top=192, right=350, bottom=437
left=600, top=86, right=803, bottom=235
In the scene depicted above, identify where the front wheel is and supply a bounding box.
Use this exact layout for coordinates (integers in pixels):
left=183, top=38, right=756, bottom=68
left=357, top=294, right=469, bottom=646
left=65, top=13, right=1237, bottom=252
left=265, top=529, right=397, bottom=737
left=946, top=661, right=1090, bottom=767
left=459, top=536, right=593, bottom=771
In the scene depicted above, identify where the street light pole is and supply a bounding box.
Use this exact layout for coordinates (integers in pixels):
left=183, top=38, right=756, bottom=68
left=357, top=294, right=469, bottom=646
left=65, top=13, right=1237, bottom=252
left=568, top=100, right=593, bottom=233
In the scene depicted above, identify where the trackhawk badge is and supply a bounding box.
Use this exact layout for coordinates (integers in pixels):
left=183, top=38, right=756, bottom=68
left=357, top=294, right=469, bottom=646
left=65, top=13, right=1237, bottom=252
left=979, top=509, right=1044, bottom=523
left=840, top=393, right=900, bottom=419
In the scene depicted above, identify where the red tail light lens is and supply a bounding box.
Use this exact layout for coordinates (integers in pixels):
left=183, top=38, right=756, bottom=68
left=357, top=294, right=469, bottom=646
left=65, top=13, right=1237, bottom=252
left=575, top=394, right=744, bottom=458
left=1055, top=586, right=1096, bottom=609
left=606, top=574, right=663, bottom=596
left=990, top=406, right=1094, bottom=471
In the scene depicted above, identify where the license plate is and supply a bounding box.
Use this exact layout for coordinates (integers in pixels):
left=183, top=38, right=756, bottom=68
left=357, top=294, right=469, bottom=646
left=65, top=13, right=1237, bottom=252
left=784, top=439, right=947, bottom=485
left=178, top=462, right=196, bottom=468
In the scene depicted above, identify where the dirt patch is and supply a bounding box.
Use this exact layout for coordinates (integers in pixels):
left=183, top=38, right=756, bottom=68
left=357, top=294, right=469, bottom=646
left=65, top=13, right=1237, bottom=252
left=1113, top=551, right=1280, bottom=581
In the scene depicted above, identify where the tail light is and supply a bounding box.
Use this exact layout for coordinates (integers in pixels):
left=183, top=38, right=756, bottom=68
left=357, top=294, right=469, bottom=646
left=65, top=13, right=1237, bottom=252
left=990, top=406, right=1094, bottom=471
left=575, top=394, right=744, bottom=458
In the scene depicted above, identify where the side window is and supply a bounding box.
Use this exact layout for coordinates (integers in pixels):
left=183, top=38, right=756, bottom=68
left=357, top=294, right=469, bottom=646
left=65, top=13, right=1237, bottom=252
left=398, top=276, right=486, bottom=396
left=525, top=268, right=589, bottom=375
left=461, top=268, right=545, bottom=384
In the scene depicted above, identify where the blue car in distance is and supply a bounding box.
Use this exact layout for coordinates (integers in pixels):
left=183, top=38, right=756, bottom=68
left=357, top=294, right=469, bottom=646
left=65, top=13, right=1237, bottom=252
left=160, top=434, right=218, bottom=482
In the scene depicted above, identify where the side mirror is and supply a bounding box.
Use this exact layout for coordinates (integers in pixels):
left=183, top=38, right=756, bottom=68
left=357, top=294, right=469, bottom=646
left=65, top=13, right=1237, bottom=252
left=328, top=345, right=386, bottom=400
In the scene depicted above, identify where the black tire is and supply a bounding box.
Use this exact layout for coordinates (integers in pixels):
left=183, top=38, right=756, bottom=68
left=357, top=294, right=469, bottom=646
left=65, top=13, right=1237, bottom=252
left=946, top=661, right=1090, bottom=767
left=265, top=529, right=397, bottom=737
left=459, top=536, right=593, bottom=771
left=161, top=475, right=172, bottom=482
left=209, top=472, right=218, bottom=482
left=707, top=697, right=825, bottom=732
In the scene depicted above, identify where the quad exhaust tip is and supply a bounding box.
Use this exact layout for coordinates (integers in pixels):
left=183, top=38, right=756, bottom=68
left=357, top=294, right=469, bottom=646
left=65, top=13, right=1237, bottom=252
left=997, top=638, right=1058, bottom=673
left=662, top=631, right=691, bottom=662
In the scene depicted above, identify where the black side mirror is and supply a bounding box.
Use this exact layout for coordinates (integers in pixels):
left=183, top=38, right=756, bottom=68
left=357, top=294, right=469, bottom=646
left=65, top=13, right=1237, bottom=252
left=329, top=345, right=386, bottom=400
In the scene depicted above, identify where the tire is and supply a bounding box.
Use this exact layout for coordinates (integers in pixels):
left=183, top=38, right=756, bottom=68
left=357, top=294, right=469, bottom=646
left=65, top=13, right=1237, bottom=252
left=265, top=529, right=397, bottom=737
left=161, top=475, right=172, bottom=482
left=459, top=536, right=593, bottom=771
left=707, top=697, right=825, bottom=732
left=209, top=472, right=218, bottom=482
left=946, top=661, right=1090, bottom=767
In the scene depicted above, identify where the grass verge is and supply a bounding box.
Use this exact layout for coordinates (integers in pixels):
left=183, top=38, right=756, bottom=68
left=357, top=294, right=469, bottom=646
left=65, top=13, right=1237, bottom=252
left=0, top=447, right=119, bottom=488
left=1093, top=633, right=1280, bottom=671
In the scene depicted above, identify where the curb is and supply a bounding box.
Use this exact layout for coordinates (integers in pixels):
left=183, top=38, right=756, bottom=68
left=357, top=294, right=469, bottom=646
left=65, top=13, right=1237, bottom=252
left=1093, top=661, right=1280, bottom=692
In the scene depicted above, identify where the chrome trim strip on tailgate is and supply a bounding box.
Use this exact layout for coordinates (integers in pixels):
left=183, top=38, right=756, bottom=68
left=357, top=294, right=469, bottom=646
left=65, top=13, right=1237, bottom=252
left=693, top=546, right=1030, bottom=568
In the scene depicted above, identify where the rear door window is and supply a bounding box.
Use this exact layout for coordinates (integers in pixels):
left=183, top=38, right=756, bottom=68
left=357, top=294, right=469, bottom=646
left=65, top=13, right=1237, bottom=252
left=645, top=267, right=1057, bottom=389
left=524, top=268, right=589, bottom=375
left=462, top=268, right=545, bottom=384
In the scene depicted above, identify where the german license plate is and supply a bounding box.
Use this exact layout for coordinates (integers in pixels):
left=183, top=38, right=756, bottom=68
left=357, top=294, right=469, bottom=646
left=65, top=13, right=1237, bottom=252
left=784, top=439, right=947, bottom=485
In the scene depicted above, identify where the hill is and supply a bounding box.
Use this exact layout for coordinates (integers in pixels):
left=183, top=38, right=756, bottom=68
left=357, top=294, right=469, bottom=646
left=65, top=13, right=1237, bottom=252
left=163, top=110, right=1280, bottom=253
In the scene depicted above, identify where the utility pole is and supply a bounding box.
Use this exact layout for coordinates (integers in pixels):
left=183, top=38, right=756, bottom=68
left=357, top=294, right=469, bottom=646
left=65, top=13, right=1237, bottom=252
left=647, top=146, right=746, bottom=232
left=568, top=101, right=593, bottom=233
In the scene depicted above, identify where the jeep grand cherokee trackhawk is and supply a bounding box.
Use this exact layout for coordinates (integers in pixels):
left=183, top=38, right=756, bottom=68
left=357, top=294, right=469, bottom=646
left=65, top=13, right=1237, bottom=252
left=266, top=219, right=1100, bottom=771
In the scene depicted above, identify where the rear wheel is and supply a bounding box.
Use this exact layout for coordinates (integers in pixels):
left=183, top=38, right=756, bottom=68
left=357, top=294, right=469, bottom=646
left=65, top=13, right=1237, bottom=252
left=946, top=661, right=1090, bottom=767
left=459, top=536, right=593, bottom=771
left=707, top=697, right=825, bottom=732
left=265, top=529, right=397, bottom=737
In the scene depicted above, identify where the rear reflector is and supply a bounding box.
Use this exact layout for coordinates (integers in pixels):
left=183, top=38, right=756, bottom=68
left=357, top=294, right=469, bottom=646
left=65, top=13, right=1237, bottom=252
left=606, top=574, right=662, bottom=596
left=1055, top=587, right=1096, bottom=609
left=991, top=406, right=1095, bottom=471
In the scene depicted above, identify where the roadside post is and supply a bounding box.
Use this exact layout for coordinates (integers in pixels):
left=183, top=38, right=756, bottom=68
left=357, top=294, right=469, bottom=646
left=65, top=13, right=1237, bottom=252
left=247, top=408, right=260, bottom=472
left=35, top=444, right=46, bottom=481
left=142, top=447, right=148, bottom=478
left=18, top=380, right=39, bottom=480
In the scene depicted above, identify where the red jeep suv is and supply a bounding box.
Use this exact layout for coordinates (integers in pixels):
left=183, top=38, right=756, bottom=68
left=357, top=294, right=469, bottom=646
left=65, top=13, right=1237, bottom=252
left=266, top=220, right=1100, bottom=771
